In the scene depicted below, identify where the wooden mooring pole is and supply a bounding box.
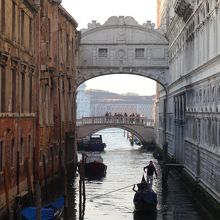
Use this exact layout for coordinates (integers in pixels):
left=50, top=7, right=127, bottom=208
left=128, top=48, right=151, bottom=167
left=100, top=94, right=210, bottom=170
left=79, top=154, right=86, bottom=220
left=3, top=165, right=10, bottom=211
left=43, top=154, right=48, bottom=203
left=35, top=181, right=41, bottom=220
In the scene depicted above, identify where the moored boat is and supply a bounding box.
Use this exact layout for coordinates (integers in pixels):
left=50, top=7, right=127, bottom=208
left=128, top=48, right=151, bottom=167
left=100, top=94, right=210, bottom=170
left=77, top=135, right=106, bottom=152
left=82, top=152, right=107, bottom=178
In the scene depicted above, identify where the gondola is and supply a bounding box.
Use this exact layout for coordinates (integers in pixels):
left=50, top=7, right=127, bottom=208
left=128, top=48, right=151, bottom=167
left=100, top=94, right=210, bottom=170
left=133, top=176, right=157, bottom=212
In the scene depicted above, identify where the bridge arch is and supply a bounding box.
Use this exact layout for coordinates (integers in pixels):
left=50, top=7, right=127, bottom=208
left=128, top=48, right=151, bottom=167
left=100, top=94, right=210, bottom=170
left=76, top=117, right=154, bottom=144
left=77, top=16, right=169, bottom=91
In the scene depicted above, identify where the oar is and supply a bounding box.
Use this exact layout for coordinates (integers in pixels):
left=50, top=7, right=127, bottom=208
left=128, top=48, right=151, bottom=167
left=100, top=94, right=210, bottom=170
left=89, top=183, right=136, bottom=201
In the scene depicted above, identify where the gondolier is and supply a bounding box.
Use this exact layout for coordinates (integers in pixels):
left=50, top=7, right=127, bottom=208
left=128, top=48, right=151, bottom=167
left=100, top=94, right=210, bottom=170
left=143, top=161, right=157, bottom=191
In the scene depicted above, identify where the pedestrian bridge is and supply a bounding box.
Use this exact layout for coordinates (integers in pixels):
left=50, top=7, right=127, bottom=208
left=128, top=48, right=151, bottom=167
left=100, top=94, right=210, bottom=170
left=76, top=116, right=155, bottom=144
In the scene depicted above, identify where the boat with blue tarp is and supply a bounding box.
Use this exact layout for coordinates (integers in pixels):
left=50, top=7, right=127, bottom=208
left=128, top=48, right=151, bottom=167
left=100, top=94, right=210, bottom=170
left=21, top=196, right=64, bottom=220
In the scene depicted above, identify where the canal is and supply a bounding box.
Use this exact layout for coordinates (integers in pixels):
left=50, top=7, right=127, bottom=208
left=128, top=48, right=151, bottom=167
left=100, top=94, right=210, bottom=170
left=71, top=128, right=205, bottom=220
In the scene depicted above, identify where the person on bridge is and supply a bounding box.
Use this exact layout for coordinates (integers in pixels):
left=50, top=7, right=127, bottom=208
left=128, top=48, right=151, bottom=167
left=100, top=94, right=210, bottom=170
left=143, top=161, right=157, bottom=191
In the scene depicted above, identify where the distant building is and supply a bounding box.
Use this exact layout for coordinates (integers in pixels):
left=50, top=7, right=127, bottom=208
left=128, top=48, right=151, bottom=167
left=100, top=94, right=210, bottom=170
left=76, top=84, right=91, bottom=118
left=87, top=90, right=154, bottom=119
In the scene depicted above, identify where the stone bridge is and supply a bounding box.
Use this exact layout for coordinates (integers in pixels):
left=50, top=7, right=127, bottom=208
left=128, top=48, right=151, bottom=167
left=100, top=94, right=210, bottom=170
left=77, top=16, right=169, bottom=90
left=76, top=116, right=155, bottom=144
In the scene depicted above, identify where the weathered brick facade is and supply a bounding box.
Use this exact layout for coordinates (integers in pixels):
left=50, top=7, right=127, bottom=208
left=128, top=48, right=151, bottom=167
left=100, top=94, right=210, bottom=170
left=0, top=0, right=79, bottom=216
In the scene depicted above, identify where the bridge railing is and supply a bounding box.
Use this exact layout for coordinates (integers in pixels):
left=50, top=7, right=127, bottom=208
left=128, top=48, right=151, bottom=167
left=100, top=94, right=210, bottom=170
left=76, top=116, right=154, bottom=127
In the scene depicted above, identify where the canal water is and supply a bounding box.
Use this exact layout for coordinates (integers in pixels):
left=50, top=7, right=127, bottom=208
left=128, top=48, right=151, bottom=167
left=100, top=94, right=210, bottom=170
left=73, top=128, right=204, bottom=220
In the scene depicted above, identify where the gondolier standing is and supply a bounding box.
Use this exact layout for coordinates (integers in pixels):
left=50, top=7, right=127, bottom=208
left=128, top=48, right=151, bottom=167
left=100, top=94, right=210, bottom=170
left=143, top=161, right=157, bottom=191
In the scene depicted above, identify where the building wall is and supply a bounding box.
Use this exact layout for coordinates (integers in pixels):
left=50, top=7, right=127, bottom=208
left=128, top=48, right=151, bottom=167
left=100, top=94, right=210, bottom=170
left=0, top=0, right=80, bottom=215
left=156, top=0, right=220, bottom=202
left=0, top=0, right=38, bottom=212
left=38, top=1, right=79, bottom=180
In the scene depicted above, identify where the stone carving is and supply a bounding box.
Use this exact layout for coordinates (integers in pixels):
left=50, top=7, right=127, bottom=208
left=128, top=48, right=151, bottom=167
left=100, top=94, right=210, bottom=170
left=118, top=49, right=125, bottom=59
left=142, top=21, right=155, bottom=30
left=11, top=57, right=19, bottom=70
left=29, top=65, right=35, bottom=76
left=104, top=16, right=139, bottom=26
left=21, top=62, right=28, bottom=73
left=0, top=51, right=9, bottom=66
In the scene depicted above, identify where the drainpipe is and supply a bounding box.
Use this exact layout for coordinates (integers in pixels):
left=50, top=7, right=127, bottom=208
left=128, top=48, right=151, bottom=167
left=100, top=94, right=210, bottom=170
left=162, top=91, right=168, bottom=182
left=33, top=2, right=42, bottom=220
left=57, top=15, right=63, bottom=176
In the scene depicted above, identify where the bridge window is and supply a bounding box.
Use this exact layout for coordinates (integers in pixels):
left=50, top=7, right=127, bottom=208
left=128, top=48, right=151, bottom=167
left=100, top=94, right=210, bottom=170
left=135, top=48, right=145, bottom=58
left=98, top=48, right=108, bottom=57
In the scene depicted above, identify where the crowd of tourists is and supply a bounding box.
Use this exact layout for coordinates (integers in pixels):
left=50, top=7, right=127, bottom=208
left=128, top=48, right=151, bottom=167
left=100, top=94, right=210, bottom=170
left=104, top=112, right=143, bottom=123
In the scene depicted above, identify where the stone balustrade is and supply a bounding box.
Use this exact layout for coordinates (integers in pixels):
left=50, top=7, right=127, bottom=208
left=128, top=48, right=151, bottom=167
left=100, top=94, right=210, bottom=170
left=76, top=116, right=154, bottom=127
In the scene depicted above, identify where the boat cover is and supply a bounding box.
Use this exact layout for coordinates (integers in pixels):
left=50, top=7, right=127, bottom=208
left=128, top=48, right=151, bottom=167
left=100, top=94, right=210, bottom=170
left=44, top=196, right=64, bottom=211
left=21, top=207, right=54, bottom=220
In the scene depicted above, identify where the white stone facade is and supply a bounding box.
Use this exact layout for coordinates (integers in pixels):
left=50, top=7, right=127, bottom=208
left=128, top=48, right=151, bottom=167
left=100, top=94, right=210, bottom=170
left=76, top=83, right=91, bottom=119
left=90, top=103, right=153, bottom=119
left=156, top=0, right=220, bottom=202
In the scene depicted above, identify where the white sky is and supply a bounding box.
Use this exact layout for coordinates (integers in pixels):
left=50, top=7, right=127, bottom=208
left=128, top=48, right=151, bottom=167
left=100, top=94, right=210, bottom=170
left=61, top=0, right=157, bottom=96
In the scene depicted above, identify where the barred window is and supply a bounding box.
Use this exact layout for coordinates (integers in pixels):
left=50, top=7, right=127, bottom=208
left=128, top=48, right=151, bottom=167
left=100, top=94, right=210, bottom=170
left=10, top=139, right=15, bottom=167
left=98, top=48, right=108, bottom=57
left=0, top=141, right=3, bottom=172
left=135, top=48, right=145, bottom=58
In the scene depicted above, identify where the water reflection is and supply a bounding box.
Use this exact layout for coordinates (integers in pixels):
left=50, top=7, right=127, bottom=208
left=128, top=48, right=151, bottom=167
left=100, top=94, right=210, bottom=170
left=133, top=211, right=157, bottom=220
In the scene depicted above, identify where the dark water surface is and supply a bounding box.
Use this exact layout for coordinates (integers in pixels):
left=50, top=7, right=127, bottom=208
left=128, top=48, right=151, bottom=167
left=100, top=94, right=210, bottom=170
left=73, top=128, right=204, bottom=220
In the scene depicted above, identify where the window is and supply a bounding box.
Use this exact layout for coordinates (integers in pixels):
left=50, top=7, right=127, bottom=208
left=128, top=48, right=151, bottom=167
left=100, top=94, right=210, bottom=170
left=47, top=18, right=51, bottom=56
left=29, top=17, right=33, bottom=50
left=0, top=65, right=6, bottom=112
left=1, top=0, right=5, bottom=33
left=20, top=137, right=23, bottom=164
left=21, top=10, right=25, bottom=46
left=10, top=139, right=14, bottom=167
left=27, top=136, right=31, bottom=158
left=12, top=2, right=16, bottom=40
left=0, top=141, right=3, bottom=172
left=98, top=48, right=108, bottom=57
left=21, top=72, right=25, bottom=113
left=135, top=48, right=145, bottom=58
left=12, top=69, right=17, bottom=112
left=29, top=73, right=32, bottom=112
left=66, top=34, right=69, bottom=63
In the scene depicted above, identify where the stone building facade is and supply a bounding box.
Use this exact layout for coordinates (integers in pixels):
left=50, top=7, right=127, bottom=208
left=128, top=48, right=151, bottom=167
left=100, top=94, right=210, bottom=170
left=76, top=83, right=91, bottom=119
left=86, top=90, right=154, bottom=119
left=0, top=0, right=79, bottom=216
left=156, top=0, right=220, bottom=204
